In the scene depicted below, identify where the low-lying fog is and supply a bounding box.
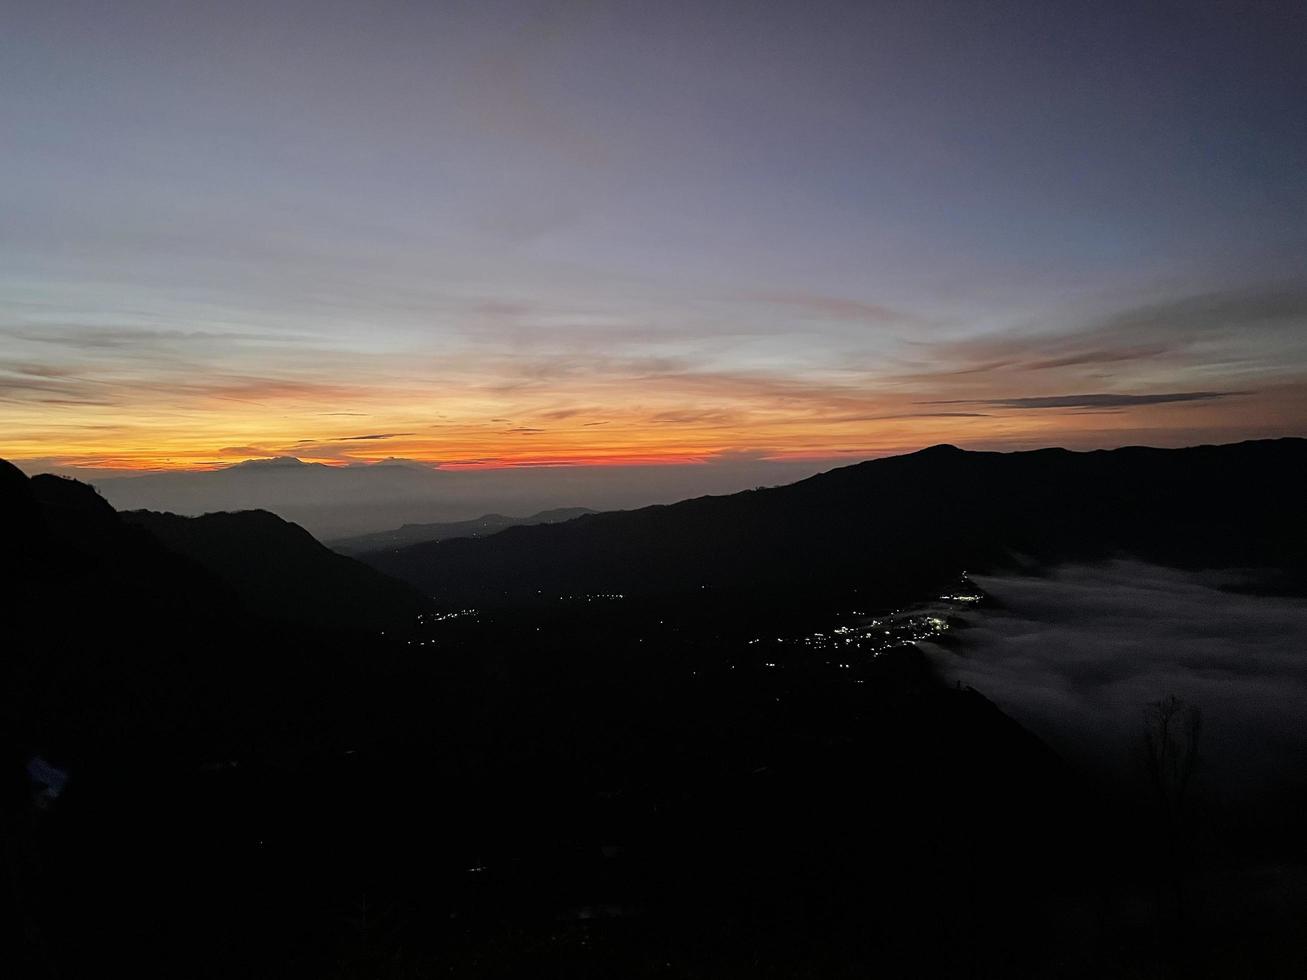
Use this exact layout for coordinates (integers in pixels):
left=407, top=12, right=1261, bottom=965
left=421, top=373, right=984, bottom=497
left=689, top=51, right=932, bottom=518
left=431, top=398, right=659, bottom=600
left=925, top=562, right=1307, bottom=798
left=76, top=454, right=834, bottom=539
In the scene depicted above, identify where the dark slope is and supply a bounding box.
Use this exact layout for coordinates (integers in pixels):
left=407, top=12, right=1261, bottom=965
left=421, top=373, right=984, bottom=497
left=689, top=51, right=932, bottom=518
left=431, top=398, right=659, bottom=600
left=2, top=468, right=426, bottom=764
left=363, top=439, right=1307, bottom=603
left=8, top=451, right=1306, bottom=976
left=1, top=467, right=436, bottom=973
left=123, top=509, right=427, bottom=632
left=3, top=471, right=250, bottom=761
left=20, top=472, right=239, bottom=617
left=3, top=458, right=1093, bottom=977
left=328, top=506, right=594, bottom=556
left=0, top=458, right=48, bottom=571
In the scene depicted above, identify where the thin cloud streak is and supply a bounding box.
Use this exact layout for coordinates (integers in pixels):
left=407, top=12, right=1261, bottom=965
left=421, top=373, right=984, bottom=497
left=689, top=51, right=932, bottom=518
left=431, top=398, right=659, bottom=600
left=1, top=279, right=1304, bottom=469
left=929, top=391, right=1236, bottom=410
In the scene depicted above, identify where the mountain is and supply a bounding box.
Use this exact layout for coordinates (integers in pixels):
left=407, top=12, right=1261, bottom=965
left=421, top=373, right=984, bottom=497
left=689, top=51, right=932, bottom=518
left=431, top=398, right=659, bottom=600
left=4, top=466, right=235, bottom=618
left=360, top=439, right=1307, bottom=605
left=2, top=466, right=254, bottom=764
left=9, top=446, right=1307, bottom=976
left=1, top=460, right=426, bottom=761
left=0, top=460, right=424, bottom=645
left=328, top=507, right=594, bottom=555
left=123, top=509, right=428, bottom=632
left=93, top=458, right=448, bottom=539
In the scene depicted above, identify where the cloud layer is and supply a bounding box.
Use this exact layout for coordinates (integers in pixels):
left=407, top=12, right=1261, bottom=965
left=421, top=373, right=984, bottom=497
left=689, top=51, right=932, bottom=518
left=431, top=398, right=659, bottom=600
left=925, top=563, right=1307, bottom=798
left=3, top=278, right=1305, bottom=472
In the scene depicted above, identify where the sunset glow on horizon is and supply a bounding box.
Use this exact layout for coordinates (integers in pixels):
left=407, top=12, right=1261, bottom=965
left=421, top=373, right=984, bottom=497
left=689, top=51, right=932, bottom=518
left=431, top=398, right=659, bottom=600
left=4, top=1, right=1305, bottom=476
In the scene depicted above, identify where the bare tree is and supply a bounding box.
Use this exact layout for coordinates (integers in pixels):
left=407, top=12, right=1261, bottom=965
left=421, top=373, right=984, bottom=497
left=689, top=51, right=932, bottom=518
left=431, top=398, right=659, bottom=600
left=1142, top=694, right=1201, bottom=936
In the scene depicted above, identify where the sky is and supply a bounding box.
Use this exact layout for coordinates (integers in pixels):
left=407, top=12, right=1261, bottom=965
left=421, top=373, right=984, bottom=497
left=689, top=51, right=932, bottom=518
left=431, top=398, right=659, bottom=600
left=3, top=0, right=1306, bottom=475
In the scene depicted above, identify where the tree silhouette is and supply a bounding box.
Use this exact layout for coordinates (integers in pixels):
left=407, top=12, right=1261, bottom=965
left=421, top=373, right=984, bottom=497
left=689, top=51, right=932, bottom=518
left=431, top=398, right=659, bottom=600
left=1142, top=694, right=1202, bottom=951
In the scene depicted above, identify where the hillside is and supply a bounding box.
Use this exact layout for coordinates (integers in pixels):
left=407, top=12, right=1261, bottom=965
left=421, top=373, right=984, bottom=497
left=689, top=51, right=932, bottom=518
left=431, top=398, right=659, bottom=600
left=328, top=507, right=593, bottom=556
left=361, top=439, right=1307, bottom=604
left=123, top=509, right=428, bottom=632
left=1, top=461, right=426, bottom=767
left=0, top=460, right=424, bottom=648
left=8, top=447, right=1307, bottom=976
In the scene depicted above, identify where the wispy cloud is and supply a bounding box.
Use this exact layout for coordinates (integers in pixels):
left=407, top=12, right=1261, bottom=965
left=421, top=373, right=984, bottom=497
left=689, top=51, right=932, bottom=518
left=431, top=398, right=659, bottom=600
left=750, top=291, right=921, bottom=324
left=901, top=281, right=1307, bottom=385
left=1093, top=282, right=1307, bottom=339
left=1, top=325, right=305, bottom=350
left=928, top=391, right=1237, bottom=410
left=2, top=279, right=1303, bottom=470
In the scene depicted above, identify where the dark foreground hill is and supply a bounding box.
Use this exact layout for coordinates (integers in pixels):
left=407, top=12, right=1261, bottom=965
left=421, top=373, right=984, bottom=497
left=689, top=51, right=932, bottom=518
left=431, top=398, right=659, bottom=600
left=1, top=463, right=425, bottom=638
left=363, top=439, right=1307, bottom=604
left=123, top=509, right=427, bottom=631
left=0, top=463, right=427, bottom=764
left=5, top=448, right=1306, bottom=977
left=2, top=455, right=1094, bottom=978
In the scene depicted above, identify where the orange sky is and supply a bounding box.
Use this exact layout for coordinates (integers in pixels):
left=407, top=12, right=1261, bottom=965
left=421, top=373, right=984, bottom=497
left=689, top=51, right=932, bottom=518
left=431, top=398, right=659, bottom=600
left=6, top=323, right=1306, bottom=474
left=4, top=2, right=1306, bottom=476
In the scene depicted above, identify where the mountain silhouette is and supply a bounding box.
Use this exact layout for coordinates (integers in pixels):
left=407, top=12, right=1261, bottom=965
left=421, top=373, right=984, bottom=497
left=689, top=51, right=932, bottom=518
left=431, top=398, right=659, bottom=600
left=361, top=439, right=1307, bottom=604
left=1, top=463, right=424, bottom=658
left=123, top=509, right=428, bottom=632
left=328, top=506, right=595, bottom=555
left=7, top=445, right=1307, bottom=976
left=1, top=462, right=425, bottom=766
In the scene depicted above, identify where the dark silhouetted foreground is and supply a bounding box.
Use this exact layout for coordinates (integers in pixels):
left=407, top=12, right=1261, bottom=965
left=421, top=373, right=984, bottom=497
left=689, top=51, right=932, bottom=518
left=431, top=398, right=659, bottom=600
left=3, top=442, right=1306, bottom=977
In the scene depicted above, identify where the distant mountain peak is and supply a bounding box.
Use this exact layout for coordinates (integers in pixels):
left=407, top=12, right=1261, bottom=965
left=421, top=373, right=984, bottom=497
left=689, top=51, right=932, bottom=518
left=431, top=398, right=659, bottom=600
left=227, top=456, right=312, bottom=470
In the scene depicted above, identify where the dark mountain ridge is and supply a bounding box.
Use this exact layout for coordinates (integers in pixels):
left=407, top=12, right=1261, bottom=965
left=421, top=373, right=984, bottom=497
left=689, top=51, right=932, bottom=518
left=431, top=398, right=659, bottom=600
left=362, top=438, right=1307, bottom=604
left=1, top=462, right=425, bottom=653
left=0, top=462, right=426, bottom=771
left=6, top=446, right=1306, bottom=975
left=123, top=509, right=428, bottom=632
left=328, top=506, right=595, bottom=555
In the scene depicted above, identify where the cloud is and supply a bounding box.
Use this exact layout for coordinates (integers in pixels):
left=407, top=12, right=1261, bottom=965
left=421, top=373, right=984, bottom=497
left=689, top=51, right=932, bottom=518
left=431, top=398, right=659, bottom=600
left=1021, top=345, right=1174, bottom=371
left=1093, top=281, right=1307, bottom=339
left=928, top=391, right=1236, bottom=409
left=887, top=411, right=992, bottom=419
left=218, top=445, right=271, bottom=455
left=924, top=562, right=1307, bottom=799
left=538, top=406, right=607, bottom=420
left=751, top=291, right=919, bottom=324
left=0, top=361, right=75, bottom=378
left=650, top=409, right=736, bottom=425
left=1, top=325, right=301, bottom=350
left=4, top=277, right=1304, bottom=472
left=899, top=280, right=1307, bottom=386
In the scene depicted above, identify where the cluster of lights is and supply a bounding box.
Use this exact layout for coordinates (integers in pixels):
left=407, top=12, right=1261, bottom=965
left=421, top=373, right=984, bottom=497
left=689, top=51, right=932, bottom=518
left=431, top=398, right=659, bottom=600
left=418, top=609, right=478, bottom=623
left=744, top=578, right=981, bottom=664
left=779, top=609, right=952, bottom=655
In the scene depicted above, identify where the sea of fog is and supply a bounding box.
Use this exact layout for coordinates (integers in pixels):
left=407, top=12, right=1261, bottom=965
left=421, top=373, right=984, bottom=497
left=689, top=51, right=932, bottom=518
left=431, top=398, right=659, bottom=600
left=924, top=561, right=1307, bottom=798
